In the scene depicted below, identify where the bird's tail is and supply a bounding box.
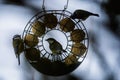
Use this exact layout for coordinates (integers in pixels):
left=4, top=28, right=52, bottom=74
left=18, top=55, right=20, bottom=65
left=92, top=13, right=99, bottom=17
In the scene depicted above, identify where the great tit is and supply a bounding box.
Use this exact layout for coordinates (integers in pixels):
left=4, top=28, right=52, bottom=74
left=70, top=9, right=99, bottom=20
left=12, top=35, right=24, bottom=65
left=46, top=38, right=66, bottom=55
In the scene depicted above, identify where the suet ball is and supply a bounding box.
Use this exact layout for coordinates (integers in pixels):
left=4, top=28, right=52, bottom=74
left=25, top=48, right=40, bottom=61
left=44, top=14, right=58, bottom=29
left=32, top=20, right=46, bottom=37
left=65, top=54, right=78, bottom=65
left=60, top=18, right=75, bottom=32
left=24, top=34, right=39, bottom=47
left=71, top=29, right=85, bottom=42
left=71, top=43, right=87, bottom=57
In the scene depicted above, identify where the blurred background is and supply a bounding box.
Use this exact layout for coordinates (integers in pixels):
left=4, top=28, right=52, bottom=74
left=0, top=0, right=120, bottom=80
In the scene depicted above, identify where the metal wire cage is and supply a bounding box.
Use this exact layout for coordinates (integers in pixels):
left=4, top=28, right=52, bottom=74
left=22, top=0, right=89, bottom=76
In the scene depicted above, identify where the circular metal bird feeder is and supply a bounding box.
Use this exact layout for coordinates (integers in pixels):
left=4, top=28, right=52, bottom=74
left=22, top=0, right=89, bottom=76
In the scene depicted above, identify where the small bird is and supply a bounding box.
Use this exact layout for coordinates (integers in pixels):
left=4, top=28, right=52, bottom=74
left=70, top=9, right=99, bottom=20
left=46, top=38, right=66, bottom=55
left=12, top=35, right=24, bottom=65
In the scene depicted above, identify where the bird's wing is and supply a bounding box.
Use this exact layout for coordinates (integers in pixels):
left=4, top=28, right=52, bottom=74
left=13, top=40, right=19, bottom=57
left=18, top=40, right=24, bottom=53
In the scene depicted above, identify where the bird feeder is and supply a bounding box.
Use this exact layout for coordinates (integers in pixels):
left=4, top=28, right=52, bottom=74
left=21, top=0, right=89, bottom=76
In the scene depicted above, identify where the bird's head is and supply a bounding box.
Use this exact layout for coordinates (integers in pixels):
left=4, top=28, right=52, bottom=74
left=70, top=10, right=78, bottom=19
left=46, top=38, right=56, bottom=44
left=70, top=14, right=75, bottom=19
left=13, top=35, right=21, bottom=40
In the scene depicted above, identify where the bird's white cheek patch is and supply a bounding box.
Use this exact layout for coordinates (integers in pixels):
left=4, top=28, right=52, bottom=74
left=43, top=30, right=68, bottom=53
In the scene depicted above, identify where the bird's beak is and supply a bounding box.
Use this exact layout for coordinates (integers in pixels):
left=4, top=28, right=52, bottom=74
left=70, top=15, right=75, bottom=19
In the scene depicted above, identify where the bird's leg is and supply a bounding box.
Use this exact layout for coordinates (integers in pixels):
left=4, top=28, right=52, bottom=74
left=57, top=54, right=62, bottom=61
left=59, top=55, right=63, bottom=61
left=75, top=19, right=81, bottom=25
left=51, top=54, right=56, bottom=61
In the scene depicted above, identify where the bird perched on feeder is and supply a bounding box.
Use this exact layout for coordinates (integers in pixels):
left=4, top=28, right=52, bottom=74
left=70, top=9, right=99, bottom=21
left=12, top=35, right=24, bottom=65
left=46, top=38, right=66, bottom=55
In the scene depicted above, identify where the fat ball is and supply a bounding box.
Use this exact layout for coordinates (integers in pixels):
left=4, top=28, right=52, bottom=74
left=25, top=48, right=40, bottom=62
left=71, top=43, right=87, bottom=57
left=24, top=34, right=39, bottom=47
left=43, top=14, right=58, bottom=29
left=32, top=20, right=46, bottom=37
left=59, top=18, right=75, bottom=32
left=65, top=54, right=78, bottom=65
left=71, top=29, right=85, bottom=42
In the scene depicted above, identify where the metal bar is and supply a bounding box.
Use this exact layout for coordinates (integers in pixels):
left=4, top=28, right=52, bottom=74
left=64, top=0, right=69, bottom=10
